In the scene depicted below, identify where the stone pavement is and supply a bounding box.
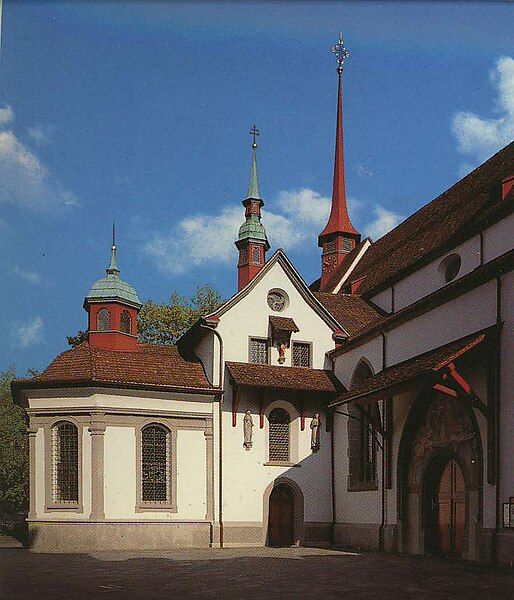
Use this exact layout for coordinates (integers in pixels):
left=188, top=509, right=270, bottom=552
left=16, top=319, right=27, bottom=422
left=0, top=546, right=512, bottom=599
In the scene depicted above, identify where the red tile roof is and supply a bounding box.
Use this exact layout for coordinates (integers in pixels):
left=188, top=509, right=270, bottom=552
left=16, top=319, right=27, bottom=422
left=15, top=342, right=213, bottom=392
left=340, top=143, right=514, bottom=296
left=226, top=361, right=342, bottom=394
left=313, top=292, right=385, bottom=336
left=329, top=328, right=495, bottom=406
left=269, top=316, right=299, bottom=333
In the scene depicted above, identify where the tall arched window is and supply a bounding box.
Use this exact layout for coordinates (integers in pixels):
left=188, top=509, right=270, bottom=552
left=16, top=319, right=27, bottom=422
left=51, top=421, right=79, bottom=503
left=97, top=308, right=110, bottom=331
left=141, top=424, right=170, bottom=503
left=120, top=310, right=132, bottom=334
left=348, top=361, right=378, bottom=489
left=269, top=408, right=290, bottom=462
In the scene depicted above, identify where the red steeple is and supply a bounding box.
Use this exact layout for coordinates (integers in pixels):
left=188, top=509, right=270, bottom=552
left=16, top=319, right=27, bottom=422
left=319, top=32, right=360, bottom=290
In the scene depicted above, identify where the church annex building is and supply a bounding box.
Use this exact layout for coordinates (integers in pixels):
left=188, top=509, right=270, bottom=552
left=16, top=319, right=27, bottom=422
left=12, top=35, right=514, bottom=566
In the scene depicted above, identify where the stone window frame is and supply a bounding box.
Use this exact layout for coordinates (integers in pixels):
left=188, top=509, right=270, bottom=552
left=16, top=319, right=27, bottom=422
left=136, top=419, right=178, bottom=512
left=291, top=340, right=313, bottom=368
left=347, top=359, right=379, bottom=492
left=44, top=417, right=84, bottom=512
left=263, top=399, right=300, bottom=467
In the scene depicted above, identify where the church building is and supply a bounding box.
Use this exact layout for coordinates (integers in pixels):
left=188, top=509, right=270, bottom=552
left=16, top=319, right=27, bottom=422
left=12, top=34, right=513, bottom=565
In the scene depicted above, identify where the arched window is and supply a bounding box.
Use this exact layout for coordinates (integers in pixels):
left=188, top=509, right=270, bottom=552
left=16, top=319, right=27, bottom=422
left=252, top=246, right=261, bottom=265
left=120, top=310, right=132, bottom=334
left=141, top=425, right=170, bottom=503
left=269, top=408, right=290, bottom=462
left=51, top=421, right=79, bottom=503
left=97, top=308, right=110, bottom=331
left=348, top=361, right=378, bottom=489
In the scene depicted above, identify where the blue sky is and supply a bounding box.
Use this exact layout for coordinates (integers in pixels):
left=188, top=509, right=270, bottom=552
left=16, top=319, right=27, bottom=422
left=1, top=1, right=513, bottom=376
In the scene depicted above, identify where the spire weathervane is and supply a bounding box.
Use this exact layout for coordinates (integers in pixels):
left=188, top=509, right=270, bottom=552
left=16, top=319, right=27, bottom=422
left=250, top=124, right=260, bottom=149
left=331, top=30, right=349, bottom=74
left=112, top=221, right=116, bottom=250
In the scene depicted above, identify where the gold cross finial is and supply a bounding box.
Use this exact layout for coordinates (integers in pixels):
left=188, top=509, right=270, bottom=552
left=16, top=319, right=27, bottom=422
left=250, top=124, right=260, bottom=149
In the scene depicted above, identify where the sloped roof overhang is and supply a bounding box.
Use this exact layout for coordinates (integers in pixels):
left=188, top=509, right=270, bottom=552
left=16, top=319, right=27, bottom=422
left=328, top=324, right=499, bottom=408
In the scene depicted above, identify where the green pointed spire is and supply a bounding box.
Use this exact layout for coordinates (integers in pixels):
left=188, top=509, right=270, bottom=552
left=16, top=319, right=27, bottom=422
left=106, top=222, right=120, bottom=276
left=247, top=147, right=262, bottom=200
left=247, top=125, right=262, bottom=200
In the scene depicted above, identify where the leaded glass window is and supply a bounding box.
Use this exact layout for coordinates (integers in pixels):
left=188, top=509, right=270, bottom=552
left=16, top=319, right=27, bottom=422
left=120, top=310, right=131, bottom=334
left=97, top=308, right=110, bottom=331
left=292, top=342, right=311, bottom=367
left=359, top=403, right=376, bottom=482
left=252, top=246, right=261, bottom=265
left=249, top=338, right=269, bottom=364
left=269, top=408, right=290, bottom=462
left=51, top=422, right=79, bottom=503
left=141, top=425, right=170, bottom=503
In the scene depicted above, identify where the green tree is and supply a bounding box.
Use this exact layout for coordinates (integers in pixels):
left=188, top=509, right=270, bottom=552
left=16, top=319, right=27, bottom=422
left=0, top=368, right=28, bottom=517
left=67, top=330, right=88, bottom=348
left=138, top=284, right=224, bottom=345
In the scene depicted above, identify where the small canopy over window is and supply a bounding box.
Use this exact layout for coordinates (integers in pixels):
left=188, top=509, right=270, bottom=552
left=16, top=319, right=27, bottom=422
left=120, top=310, right=132, bottom=334
left=269, top=408, right=290, bottom=462
left=97, top=308, right=110, bottom=331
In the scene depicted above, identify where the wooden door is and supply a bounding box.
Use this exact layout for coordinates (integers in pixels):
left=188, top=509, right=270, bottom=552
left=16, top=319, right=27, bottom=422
left=438, top=459, right=465, bottom=557
left=268, top=484, right=294, bottom=547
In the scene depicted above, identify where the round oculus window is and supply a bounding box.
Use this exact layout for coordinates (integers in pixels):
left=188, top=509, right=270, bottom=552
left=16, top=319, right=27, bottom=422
left=267, top=289, right=288, bottom=312
left=439, top=253, right=462, bottom=284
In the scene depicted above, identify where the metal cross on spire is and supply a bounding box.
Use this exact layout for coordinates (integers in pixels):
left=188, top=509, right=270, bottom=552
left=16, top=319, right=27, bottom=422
left=112, top=221, right=116, bottom=249
left=331, top=30, right=350, bottom=74
left=250, top=124, right=260, bottom=149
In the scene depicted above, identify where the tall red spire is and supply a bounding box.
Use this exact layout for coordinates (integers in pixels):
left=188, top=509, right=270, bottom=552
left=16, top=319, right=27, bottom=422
left=319, top=32, right=360, bottom=290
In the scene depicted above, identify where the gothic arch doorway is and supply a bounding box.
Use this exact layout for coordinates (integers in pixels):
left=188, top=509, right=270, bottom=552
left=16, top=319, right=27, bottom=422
left=397, top=390, right=482, bottom=560
left=424, top=455, right=466, bottom=557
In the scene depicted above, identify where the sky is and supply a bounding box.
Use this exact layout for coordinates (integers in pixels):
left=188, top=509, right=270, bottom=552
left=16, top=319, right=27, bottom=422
left=1, top=1, right=513, bottom=376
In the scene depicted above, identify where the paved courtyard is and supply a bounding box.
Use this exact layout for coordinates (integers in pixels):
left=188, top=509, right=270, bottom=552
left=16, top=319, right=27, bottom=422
left=1, top=546, right=512, bottom=599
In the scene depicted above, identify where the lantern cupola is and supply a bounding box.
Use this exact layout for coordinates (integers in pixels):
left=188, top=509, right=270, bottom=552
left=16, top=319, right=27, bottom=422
left=235, top=125, right=270, bottom=291
left=84, top=227, right=142, bottom=351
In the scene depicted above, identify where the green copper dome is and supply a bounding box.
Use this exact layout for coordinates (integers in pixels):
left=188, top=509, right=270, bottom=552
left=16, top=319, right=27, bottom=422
left=238, top=214, right=268, bottom=243
left=85, top=245, right=142, bottom=307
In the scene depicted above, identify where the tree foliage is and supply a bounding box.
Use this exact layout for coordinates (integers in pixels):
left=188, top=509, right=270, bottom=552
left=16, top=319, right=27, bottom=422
left=67, top=330, right=88, bottom=349
left=0, top=368, right=28, bottom=516
left=138, top=284, right=224, bottom=345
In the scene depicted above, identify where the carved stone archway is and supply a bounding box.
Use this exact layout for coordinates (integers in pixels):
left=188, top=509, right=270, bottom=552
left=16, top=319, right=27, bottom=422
left=397, top=389, right=483, bottom=561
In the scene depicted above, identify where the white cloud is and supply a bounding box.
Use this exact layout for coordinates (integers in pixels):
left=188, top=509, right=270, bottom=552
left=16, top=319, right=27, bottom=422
left=364, top=206, right=404, bottom=240
left=452, top=56, right=514, bottom=167
left=11, top=265, right=42, bottom=285
left=356, top=164, right=375, bottom=178
left=0, top=104, right=13, bottom=125
left=12, top=316, right=44, bottom=349
left=27, top=125, right=52, bottom=146
left=144, top=187, right=403, bottom=274
left=0, top=129, right=79, bottom=210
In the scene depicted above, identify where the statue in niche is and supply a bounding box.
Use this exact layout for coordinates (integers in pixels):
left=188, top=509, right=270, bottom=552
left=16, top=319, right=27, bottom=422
left=243, top=410, right=253, bottom=450
left=278, top=342, right=288, bottom=364
left=310, top=413, right=321, bottom=451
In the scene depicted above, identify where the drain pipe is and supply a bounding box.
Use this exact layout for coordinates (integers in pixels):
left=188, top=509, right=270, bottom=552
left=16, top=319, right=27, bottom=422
left=493, top=271, right=502, bottom=563
left=329, top=354, right=337, bottom=546
left=201, top=323, right=224, bottom=549
left=379, top=329, right=387, bottom=552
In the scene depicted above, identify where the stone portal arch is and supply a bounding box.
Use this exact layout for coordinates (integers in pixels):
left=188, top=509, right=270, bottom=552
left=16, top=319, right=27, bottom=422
left=397, top=389, right=483, bottom=561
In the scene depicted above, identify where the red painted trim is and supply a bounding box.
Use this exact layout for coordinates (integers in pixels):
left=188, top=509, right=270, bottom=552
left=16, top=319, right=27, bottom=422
left=433, top=383, right=458, bottom=397
left=448, top=362, right=472, bottom=394
left=259, top=397, right=265, bottom=429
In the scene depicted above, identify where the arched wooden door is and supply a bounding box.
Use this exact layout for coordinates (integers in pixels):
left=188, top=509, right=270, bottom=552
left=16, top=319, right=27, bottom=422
left=268, top=484, right=294, bottom=547
left=437, top=459, right=465, bottom=557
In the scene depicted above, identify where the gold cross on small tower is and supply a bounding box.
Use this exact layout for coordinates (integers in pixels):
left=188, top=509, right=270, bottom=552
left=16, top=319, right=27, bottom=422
left=250, top=124, right=260, bottom=149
